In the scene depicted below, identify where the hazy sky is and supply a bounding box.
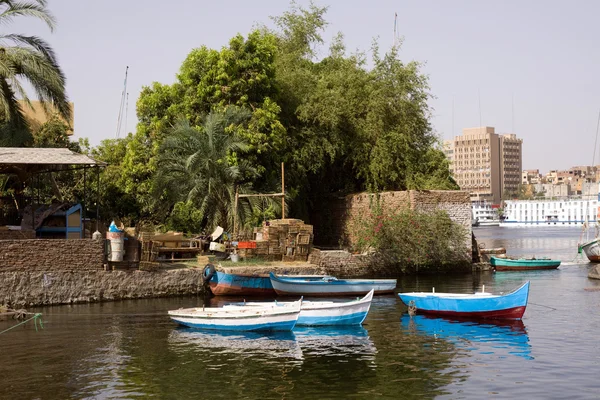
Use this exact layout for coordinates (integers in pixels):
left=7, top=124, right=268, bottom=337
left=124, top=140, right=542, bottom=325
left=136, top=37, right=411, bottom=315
left=15, top=0, right=600, bottom=173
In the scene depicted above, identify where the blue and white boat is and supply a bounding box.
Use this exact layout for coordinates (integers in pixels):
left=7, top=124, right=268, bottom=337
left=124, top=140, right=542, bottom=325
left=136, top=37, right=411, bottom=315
left=398, top=281, right=530, bottom=320
left=269, top=273, right=396, bottom=296
left=206, top=269, right=275, bottom=296
left=227, top=289, right=374, bottom=326
left=168, top=299, right=302, bottom=331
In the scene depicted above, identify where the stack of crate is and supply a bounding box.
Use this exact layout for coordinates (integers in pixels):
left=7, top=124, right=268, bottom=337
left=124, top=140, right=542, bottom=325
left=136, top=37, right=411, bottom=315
left=253, top=219, right=313, bottom=261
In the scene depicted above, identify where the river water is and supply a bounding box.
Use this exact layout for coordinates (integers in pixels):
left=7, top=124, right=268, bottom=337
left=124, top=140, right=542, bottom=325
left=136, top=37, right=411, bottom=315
left=2, top=227, right=600, bottom=399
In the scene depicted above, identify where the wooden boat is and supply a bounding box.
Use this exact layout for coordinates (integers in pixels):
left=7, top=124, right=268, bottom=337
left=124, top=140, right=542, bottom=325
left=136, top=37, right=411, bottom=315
left=580, top=238, right=600, bottom=262
left=226, top=289, right=374, bottom=326
left=168, top=299, right=302, bottom=331
left=206, top=268, right=275, bottom=296
left=397, top=281, right=530, bottom=320
left=490, top=256, right=560, bottom=271
left=269, top=273, right=397, bottom=296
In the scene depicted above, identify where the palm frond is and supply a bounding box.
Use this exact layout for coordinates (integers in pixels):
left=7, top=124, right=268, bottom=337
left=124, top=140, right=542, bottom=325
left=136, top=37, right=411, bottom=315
left=0, top=34, right=58, bottom=64
left=0, top=0, right=56, bottom=31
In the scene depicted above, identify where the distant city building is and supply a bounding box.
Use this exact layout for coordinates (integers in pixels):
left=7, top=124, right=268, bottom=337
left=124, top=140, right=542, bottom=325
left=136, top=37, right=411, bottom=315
left=18, top=100, right=74, bottom=134
left=522, top=169, right=541, bottom=185
left=444, top=126, right=522, bottom=205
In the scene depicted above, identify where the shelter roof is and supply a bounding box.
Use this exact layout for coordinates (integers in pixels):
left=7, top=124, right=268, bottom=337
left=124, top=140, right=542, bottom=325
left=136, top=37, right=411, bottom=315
left=0, top=147, right=105, bottom=177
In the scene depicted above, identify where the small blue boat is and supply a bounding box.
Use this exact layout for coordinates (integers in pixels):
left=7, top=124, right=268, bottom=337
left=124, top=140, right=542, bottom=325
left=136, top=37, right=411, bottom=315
left=204, top=266, right=275, bottom=296
left=270, top=272, right=397, bottom=296
left=398, top=281, right=530, bottom=320
left=226, top=289, right=374, bottom=326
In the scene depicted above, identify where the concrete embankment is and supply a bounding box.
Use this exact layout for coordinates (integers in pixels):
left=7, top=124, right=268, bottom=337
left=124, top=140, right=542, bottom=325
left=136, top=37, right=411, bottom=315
left=0, top=268, right=207, bottom=307
left=0, top=249, right=484, bottom=307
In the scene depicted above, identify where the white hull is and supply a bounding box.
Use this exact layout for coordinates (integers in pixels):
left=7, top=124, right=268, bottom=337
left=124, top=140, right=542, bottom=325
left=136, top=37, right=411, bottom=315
left=581, top=239, right=600, bottom=262
left=169, top=300, right=301, bottom=331
left=500, top=221, right=595, bottom=227
left=475, top=220, right=500, bottom=227
left=227, top=290, right=374, bottom=326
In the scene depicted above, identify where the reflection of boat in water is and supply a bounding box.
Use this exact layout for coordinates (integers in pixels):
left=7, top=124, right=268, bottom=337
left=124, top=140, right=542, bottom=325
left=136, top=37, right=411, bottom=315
left=401, top=315, right=533, bottom=360
left=293, top=326, right=377, bottom=358
left=168, top=328, right=303, bottom=361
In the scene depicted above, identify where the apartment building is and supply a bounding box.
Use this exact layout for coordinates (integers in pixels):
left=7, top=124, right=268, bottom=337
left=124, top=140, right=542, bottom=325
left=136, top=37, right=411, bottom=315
left=445, top=126, right=523, bottom=205
left=18, top=100, right=74, bottom=134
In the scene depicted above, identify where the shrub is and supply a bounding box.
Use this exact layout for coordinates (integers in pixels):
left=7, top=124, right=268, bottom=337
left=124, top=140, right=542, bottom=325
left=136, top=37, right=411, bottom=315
left=348, top=202, right=470, bottom=273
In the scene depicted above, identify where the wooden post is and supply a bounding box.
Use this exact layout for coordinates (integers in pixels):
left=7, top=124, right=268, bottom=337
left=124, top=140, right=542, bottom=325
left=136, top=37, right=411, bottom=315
left=233, top=186, right=239, bottom=239
left=281, top=162, right=285, bottom=219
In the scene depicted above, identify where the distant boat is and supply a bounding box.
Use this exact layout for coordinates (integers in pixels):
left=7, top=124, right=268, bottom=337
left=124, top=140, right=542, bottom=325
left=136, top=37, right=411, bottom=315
left=269, top=273, right=397, bottom=296
left=580, top=238, right=600, bottom=263
left=225, top=289, right=374, bottom=326
left=490, top=256, right=561, bottom=271
left=398, top=281, right=530, bottom=320
left=168, top=299, right=302, bottom=331
left=205, top=267, right=275, bottom=296
left=472, top=201, right=500, bottom=227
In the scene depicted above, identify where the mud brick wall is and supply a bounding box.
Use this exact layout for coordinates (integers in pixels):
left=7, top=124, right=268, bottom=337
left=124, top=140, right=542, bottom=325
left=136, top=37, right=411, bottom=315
left=0, top=239, right=104, bottom=272
left=310, top=190, right=472, bottom=247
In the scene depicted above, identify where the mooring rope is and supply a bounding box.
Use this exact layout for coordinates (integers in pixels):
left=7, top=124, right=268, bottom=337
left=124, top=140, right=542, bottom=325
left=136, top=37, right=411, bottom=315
left=0, top=313, right=43, bottom=335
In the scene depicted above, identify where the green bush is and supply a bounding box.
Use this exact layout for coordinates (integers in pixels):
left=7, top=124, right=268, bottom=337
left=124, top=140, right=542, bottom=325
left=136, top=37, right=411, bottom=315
left=348, top=203, right=470, bottom=273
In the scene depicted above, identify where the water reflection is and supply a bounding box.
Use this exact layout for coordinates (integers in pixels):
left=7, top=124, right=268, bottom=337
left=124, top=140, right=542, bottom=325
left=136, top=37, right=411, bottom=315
left=401, top=315, right=533, bottom=360
left=169, top=328, right=303, bottom=361
left=294, top=326, right=377, bottom=360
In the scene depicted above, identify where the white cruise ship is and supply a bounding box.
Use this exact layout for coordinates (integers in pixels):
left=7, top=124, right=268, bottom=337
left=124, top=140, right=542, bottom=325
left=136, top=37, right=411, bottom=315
left=500, top=196, right=599, bottom=227
left=472, top=202, right=500, bottom=226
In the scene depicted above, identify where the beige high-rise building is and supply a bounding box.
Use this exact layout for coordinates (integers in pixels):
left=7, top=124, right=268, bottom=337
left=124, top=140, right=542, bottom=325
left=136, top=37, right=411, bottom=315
left=444, top=126, right=522, bottom=205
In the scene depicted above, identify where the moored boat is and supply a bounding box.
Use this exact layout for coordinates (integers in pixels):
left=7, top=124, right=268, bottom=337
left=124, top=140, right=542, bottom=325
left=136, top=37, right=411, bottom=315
left=168, top=299, right=302, bottom=331
left=580, top=238, right=600, bottom=262
left=269, top=273, right=396, bottom=296
left=397, top=281, right=530, bottom=320
left=226, top=289, right=374, bottom=326
left=490, top=256, right=561, bottom=271
left=205, top=266, right=275, bottom=296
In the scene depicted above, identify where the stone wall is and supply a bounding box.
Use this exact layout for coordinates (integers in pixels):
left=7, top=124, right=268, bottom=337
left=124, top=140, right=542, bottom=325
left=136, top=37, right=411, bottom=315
left=0, top=229, right=36, bottom=240
left=310, top=190, right=472, bottom=247
left=0, top=239, right=104, bottom=272
left=0, top=268, right=207, bottom=307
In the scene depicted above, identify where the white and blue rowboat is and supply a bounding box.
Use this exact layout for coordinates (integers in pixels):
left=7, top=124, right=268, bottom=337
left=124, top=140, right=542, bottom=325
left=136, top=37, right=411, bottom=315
left=168, top=299, right=302, bottom=331
left=398, top=281, right=530, bottom=320
left=226, top=289, right=374, bottom=326
left=269, top=272, right=396, bottom=296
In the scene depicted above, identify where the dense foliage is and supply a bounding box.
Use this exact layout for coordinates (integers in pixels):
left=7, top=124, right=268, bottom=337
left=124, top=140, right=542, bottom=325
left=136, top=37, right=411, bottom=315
left=348, top=202, right=471, bottom=273
left=6, top=3, right=458, bottom=236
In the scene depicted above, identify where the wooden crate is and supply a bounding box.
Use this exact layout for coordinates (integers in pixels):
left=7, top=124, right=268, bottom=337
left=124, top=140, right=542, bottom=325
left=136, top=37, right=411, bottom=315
left=297, top=233, right=312, bottom=245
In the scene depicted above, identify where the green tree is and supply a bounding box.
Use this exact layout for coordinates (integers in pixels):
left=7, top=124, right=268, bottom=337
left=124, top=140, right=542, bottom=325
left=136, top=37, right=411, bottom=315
left=0, top=0, right=71, bottom=145
left=154, top=108, right=260, bottom=233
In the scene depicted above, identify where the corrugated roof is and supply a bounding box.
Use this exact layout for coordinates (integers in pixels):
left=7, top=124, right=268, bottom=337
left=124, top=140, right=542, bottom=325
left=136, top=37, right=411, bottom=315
left=0, top=147, right=102, bottom=166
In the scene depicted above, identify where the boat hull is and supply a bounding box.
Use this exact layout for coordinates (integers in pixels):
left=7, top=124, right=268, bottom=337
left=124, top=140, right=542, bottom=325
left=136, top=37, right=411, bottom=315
left=209, top=271, right=275, bottom=296
left=226, top=290, right=374, bottom=326
left=581, top=239, right=600, bottom=263
left=168, top=302, right=301, bottom=331
left=270, top=273, right=396, bottom=296
left=490, top=256, right=561, bottom=271
left=398, top=281, right=530, bottom=320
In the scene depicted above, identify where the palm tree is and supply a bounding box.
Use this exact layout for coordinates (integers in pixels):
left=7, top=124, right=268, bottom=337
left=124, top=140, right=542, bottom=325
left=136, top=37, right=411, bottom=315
left=154, top=107, right=271, bottom=233
left=0, top=0, right=71, bottom=145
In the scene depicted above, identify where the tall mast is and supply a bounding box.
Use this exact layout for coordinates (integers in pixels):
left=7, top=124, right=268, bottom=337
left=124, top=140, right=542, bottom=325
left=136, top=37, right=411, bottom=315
left=115, top=66, right=129, bottom=138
